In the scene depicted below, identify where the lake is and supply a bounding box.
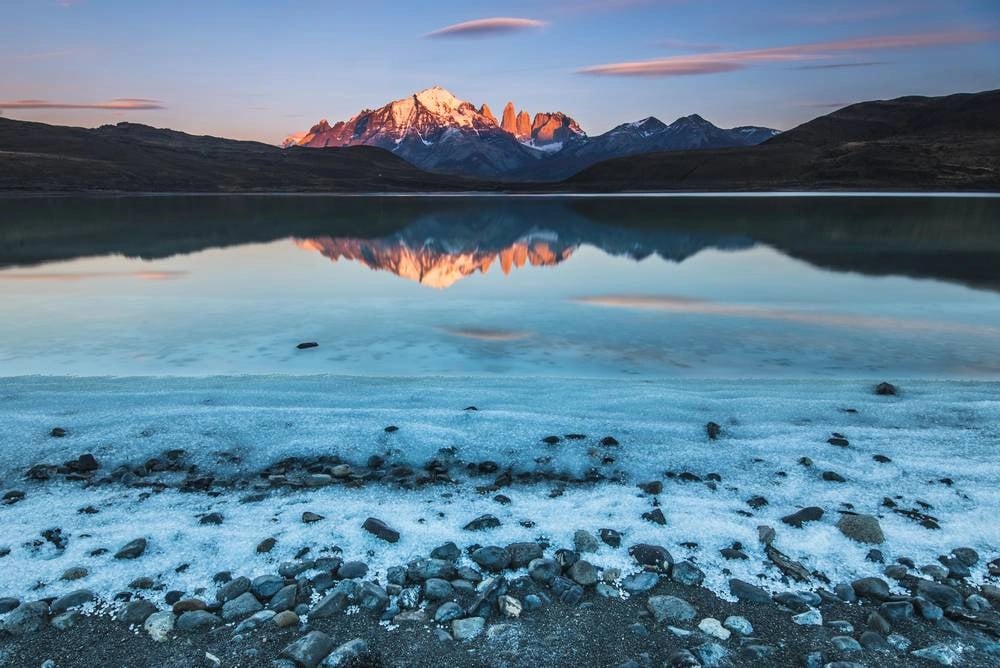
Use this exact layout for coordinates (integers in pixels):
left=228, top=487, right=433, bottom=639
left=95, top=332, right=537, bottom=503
left=1, top=194, right=999, bottom=378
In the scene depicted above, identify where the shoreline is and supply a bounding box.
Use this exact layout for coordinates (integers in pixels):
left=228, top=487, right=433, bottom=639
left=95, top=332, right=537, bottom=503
left=2, top=190, right=1000, bottom=199
left=2, top=376, right=998, bottom=665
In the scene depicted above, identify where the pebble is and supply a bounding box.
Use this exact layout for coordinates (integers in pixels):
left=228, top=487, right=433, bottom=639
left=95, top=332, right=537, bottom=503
left=498, top=595, right=522, bottom=618
left=117, top=598, right=158, bottom=625
left=647, top=595, right=696, bottom=623
left=622, top=572, right=659, bottom=593
left=573, top=530, right=600, bottom=553
left=568, top=560, right=598, bottom=586
left=723, top=615, right=753, bottom=635
left=222, top=592, right=263, bottom=620
left=452, top=616, right=486, bottom=640
left=114, top=537, right=148, bottom=560
left=322, top=639, right=369, bottom=667
left=781, top=506, right=824, bottom=527
left=301, top=511, right=324, bottom=523
left=693, top=642, right=728, bottom=668
left=217, top=576, right=251, bottom=602
left=50, top=589, right=94, bottom=615
left=144, top=610, right=174, bottom=641
left=251, top=575, right=285, bottom=600
left=434, top=601, right=463, bottom=622
left=430, top=542, right=461, bottom=561
left=851, top=577, right=890, bottom=600
left=423, top=578, right=453, bottom=601
left=792, top=608, right=822, bottom=625
left=628, top=544, right=673, bottom=571
left=671, top=560, right=705, bottom=586
left=464, top=514, right=501, bottom=531
left=362, top=517, right=400, bottom=543
left=273, top=610, right=299, bottom=628
left=831, top=636, right=862, bottom=652
left=281, top=630, right=335, bottom=668
left=471, top=546, right=511, bottom=572
left=911, top=644, right=959, bottom=665
left=176, top=610, right=220, bottom=632
left=836, top=513, right=885, bottom=544
left=729, top=578, right=770, bottom=604
left=599, top=528, right=622, bottom=548
left=697, top=617, right=730, bottom=640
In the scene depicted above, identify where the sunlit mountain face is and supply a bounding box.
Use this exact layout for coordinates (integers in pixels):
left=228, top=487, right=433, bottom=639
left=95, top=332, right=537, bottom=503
left=295, top=235, right=576, bottom=288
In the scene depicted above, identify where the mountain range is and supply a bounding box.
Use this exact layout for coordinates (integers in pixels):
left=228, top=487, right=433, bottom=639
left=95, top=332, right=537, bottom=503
left=1, top=89, right=997, bottom=192
left=283, top=86, right=779, bottom=179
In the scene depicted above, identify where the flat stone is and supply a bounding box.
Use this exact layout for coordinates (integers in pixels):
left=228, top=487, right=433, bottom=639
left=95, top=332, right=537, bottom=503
left=471, top=546, right=511, bottom=572
left=176, top=610, right=220, bottom=632
left=216, top=576, right=251, bottom=602
left=916, top=580, right=963, bottom=608
left=852, top=577, right=891, bottom=600
left=622, top=571, right=660, bottom=593
left=697, top=617, right=730, bottom=640
left=0, top=598, right=20, bottom=614
left=781, top=507, right=823, bottom=527
left=423, top=578, right=453, bottom=601
left=879, top=600, right=913, bottom=621
left=252, top=575, right=285, bottom=600
left=671, top=561, right=705, bottom=586
left=2, top=601, right=49, bottom=635
left=320, top=639, right=368, bottom=667
left=836, top=513, right=885, bottom=544
left=434, top=601, right=463, bottom=623
left=222, top=592, right=263, bottom=620
left=573, top=530, right=600, bottom=554
left=831, top=636, right=862, bottom=652
left=505, top=542, right=544, bottom=568
left=310, top=581, right=357, bottom=618
left=694, top=642, right=728, bottom=668
left=358, top=582, right=388, bottom=613
left=911, top=644, right=959, bottom=666
left=568, top=560, right=598, bottom=586
left=452, top=616, right=486, bottom=640
left=723, top=615, right=753, bottom=635
left=792, top=608, right=822, bottom=625
left=117, top=598, right=158, bottom=625
left=362, top=517, right=400, bottom=543
left=114, top=538, right=148, bottom=560
left=144, top=611, right=174, bottom=641
left=463, top=514, right=501, bottom=531
left=647, top=595, right=696, bottom=623
left=281, top=630, right=336, bottom=668
left=629, top=544, right=673, bottom=571
left=430, top=542, right=461, bottom=561
left=50, top=589, right=94, bottom=615
left=729, top=579, right=770, bottom=604
left=337, top=561, right=368, bottom=579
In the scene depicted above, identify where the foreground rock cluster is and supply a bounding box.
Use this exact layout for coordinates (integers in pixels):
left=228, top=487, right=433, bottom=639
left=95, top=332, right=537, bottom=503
left=2, top=520, right=998, bottom=667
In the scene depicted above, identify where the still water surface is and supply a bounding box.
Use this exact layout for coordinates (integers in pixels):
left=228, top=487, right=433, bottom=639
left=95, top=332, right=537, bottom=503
left=1, top=195, right=998, bottom=378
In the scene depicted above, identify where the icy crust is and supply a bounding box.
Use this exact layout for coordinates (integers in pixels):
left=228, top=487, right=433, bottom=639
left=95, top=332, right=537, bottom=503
left=0, top=376, right=998, bottom=602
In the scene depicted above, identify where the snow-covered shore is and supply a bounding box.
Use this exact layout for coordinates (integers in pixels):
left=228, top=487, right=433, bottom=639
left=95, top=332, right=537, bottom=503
left=1, top=376, right=997, bottom=603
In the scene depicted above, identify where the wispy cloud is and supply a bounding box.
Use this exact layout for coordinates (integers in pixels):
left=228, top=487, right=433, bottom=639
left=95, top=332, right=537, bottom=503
left=0, top=98, right=164, bottom=110
left=580, top=30, right=999, bottom=76
left=425, top=17, right=546, bottom=39
left=794, top=61, right=890, bottom=70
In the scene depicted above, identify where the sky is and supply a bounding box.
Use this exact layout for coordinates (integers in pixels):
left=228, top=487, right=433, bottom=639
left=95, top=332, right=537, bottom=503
left=1, top=0, right=998, bottom=143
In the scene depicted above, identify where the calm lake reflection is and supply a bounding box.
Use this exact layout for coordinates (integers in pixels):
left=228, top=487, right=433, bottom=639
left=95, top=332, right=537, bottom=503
left=1, top=195, right=999, bottom=378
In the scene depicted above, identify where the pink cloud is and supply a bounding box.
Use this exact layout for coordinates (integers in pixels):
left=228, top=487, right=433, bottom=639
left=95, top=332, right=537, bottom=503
left=425, top=17, right=547, bottom=38
left=580, top=30, right=999, bottom=76
left=0, top=98, right=164, bottom=110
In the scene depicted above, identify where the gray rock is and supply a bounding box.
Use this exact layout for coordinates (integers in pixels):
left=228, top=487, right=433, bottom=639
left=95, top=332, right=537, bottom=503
left=463, top=514, right=501, bottom=531
left=831, top=636, right=862, bottom=652
left=671, top=560, right=705, bottom=586
left=506, top=541, right=544, bottom=568
left=740, top=645, right=776, bottom=660
left=802, top=651, right=823, bottom=668
left=424, top=578, right=453, bottom=601
left=407, top=558, right=456, bottom=581
left=622, top=572, right=660, bottom=593
left=320, top=639, right=368, bottom=667
left=916, top=580, right=963, bottom=608
left=910, top=644, right=959, bottom=665
left=117, top=598, right=158, bottom=625
left=723, top=615, right=753, bottom=635
left=269, top=584, right=298, bottom=612
left=836, top=513, right=885, bottom=544
left=252, top=575, right=285, bottom=600
left=729, top=579, right=770, bottom=604
left=50, top=589, right=94, bottom=615
left=216, top=576, right=251, bottom=602
left=913, top=597, right=943, bottom=620
left=51, top=610, right=82, bottom=630
left=114, top=537, right=148, bottom=560
left=668, top=649, right=700, bottom=667
left=337, top=561, right=368, bottom=579
left=358, top=582, right=389, bottom=613
left=647, top=595, right=696, bottom=623
left=2, top=601, right=49, bottom=635
left=573, top=530, right=600, bottom=554
left=792, top=608, right=822, bottom=625
left=362, top=517, right=399, bottom=543
left=143, top=611, right=174, bottom=641
left=595, top=583, right=619, bottom=598
left=223, top=592, right=263, bottom=621
left=0, top=597, right=20, bottom=614
left=852, top=577, right=890, bottom=600
left=430, top=542, right=461, bottom=561
left=176, top=610, right=220, bottom=632
left=568, top=560, right=598, bottom=586
left=860, top=630, right=889, bottom=650
left=471, top=546, right=511, bottom=572
left=310, top=581, right=357, bottom=618
left=966, top=594, right=990, bottom=611
left=781, top=507, right=823, bottom=527
left=599, top=528, right=622, bottom=548
left=828, top=620, right=854, bottom=634
left=234, top=609, right=276, bottom=633
left=951, top=547, right=978, bottom=568
left=887, top=634, right=912, bottom=651
left=628, top=544, right=673, bottom=571
left=879, top=600, right=913, bottom=622
left=281, top=630, right=336, bottom=668
left=694, top=642, right=728, bottom=668
left=434, top=601, right=463, bottom=622
left=452, top=616, right=486, bottom=640
left=528, top=558, right=560, bottom=584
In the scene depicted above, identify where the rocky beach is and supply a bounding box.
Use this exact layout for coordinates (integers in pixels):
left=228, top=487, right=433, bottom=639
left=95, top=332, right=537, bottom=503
left=0, top=376, right=997, bottom=667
